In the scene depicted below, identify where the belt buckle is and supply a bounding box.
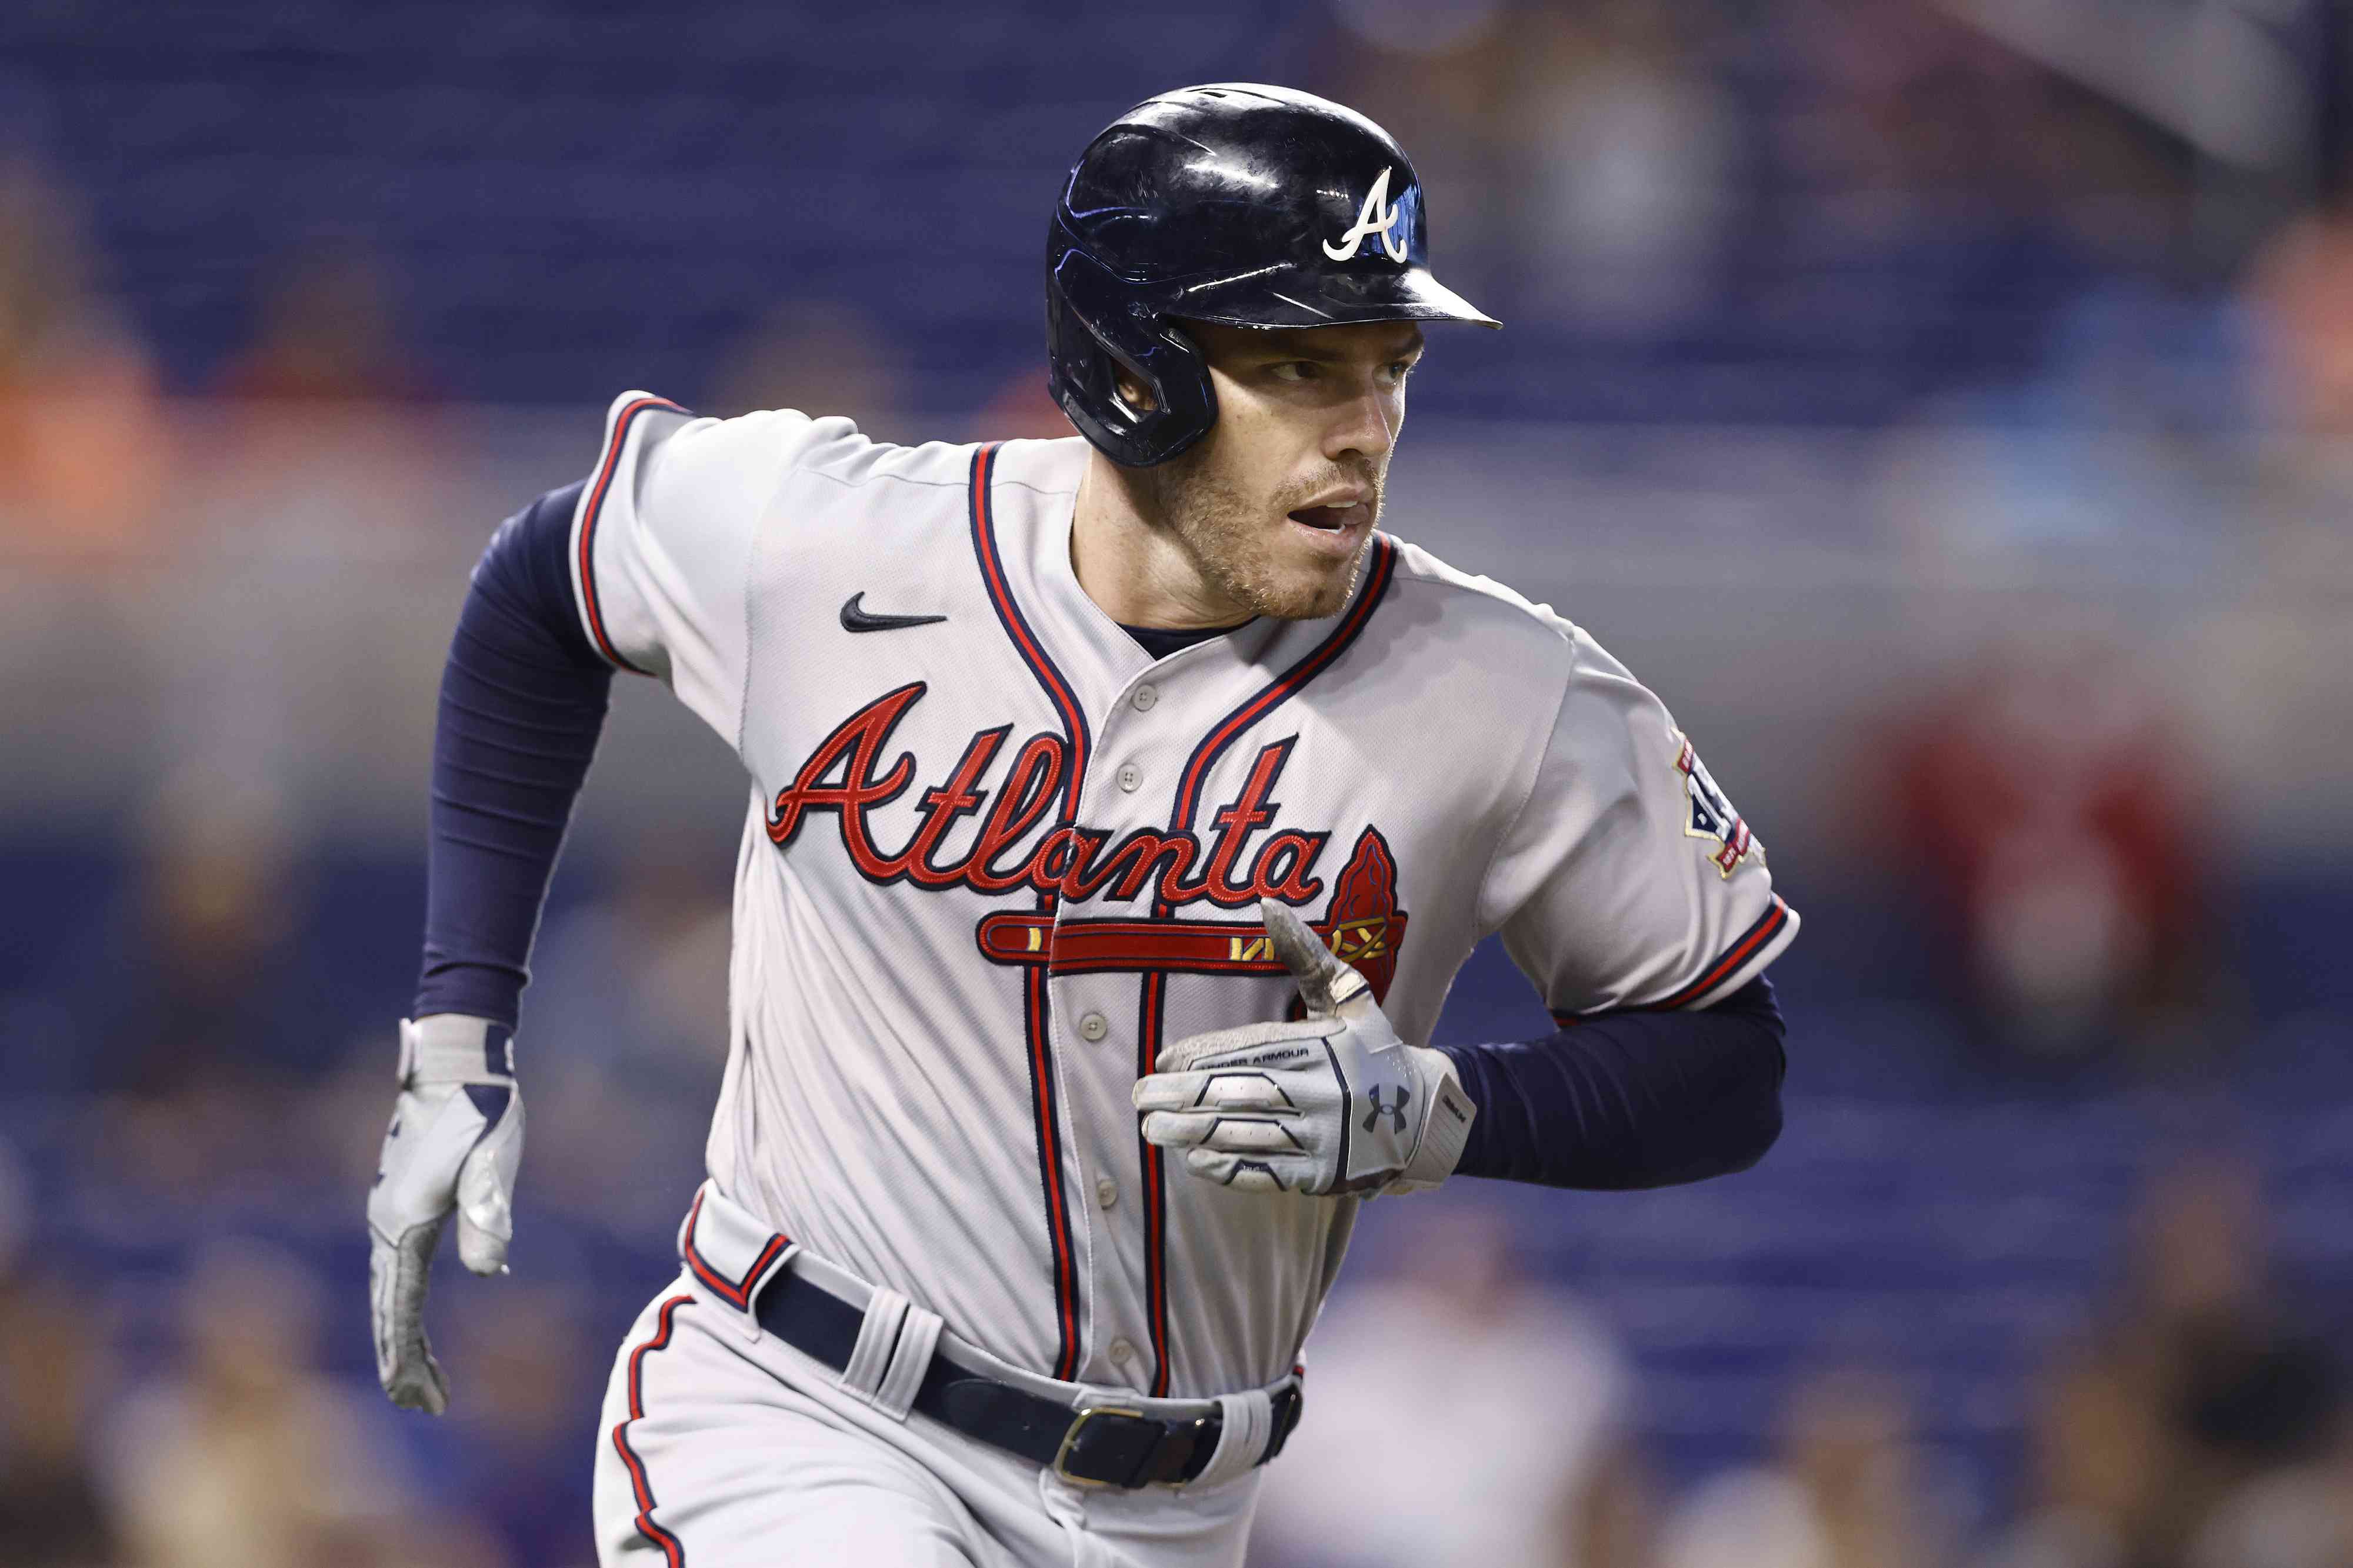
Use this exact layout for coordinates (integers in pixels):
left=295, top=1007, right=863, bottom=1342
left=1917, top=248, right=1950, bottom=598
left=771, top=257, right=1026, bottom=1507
left=1055, top=1406, right=1224, bottom=1490
left=1059, top=1393, right=1148, bottom=1487
left=1054, top=1405, right=1146, bottom=1488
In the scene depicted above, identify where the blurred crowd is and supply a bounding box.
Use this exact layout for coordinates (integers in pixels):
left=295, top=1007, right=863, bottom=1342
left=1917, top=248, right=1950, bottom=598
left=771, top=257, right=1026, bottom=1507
left=5, top=0, right=2353, bottom=1564
left=5, top=0, right=2353, bottom=463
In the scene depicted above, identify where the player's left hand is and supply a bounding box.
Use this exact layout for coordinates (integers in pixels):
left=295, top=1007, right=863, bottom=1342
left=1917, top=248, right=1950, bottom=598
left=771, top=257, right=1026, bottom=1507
left=1134, top=900, right=1476, bottom=1196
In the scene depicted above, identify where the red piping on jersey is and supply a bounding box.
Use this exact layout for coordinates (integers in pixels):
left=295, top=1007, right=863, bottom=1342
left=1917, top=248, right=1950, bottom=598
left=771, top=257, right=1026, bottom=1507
left=1652, top=895, right=1791, bottom=1009
left=575, top=395, right=682, bottom=676
left=1137, top=535, right=1401, bottom=1396
left=1134, top=964, right=1174, bottom=1396
left=611, top=1292, right=694, bottom=1567
left=967, top=441, right=1085, bottom=1383
left=1552, top=895, right=1791, bottom=1025
left=1169, top=539, right=1397, bottom=829
left=966, top=445, right=1090, bottom=819
left=678, top=1187, right=790, bottom=1310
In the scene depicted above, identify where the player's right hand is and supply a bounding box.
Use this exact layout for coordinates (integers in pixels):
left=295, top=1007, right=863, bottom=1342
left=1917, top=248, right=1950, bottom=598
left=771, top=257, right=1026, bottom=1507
left=1134, top=901, right=1476, bottom=1197
left=365, top=1014, right=524, bottom=1414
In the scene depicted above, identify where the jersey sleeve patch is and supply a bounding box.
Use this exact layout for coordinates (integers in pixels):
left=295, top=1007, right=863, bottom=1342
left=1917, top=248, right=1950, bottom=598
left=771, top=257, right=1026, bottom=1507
left=1674, top=730, right=1761, bottom=878
left=1652, top=895, right=1794, bottom=1009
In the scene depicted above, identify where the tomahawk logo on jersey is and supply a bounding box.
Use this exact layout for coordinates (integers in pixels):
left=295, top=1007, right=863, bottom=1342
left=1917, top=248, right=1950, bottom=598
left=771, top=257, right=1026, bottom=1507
left=564, top=389, right=1797, bottom=1400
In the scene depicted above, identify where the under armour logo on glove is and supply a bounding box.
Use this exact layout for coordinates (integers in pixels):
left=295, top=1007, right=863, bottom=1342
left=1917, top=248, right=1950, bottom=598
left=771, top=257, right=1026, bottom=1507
left=1133, top=900, right=1475, bottom=1197
left=1363, top=1085, right=1411, bottom=1136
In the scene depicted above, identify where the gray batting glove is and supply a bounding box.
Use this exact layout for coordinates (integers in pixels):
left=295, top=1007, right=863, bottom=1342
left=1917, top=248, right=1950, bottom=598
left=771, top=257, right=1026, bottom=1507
left=365, top=1014, right=524, bottom=1414
left=1134, top=900, right=1475, bottom=1196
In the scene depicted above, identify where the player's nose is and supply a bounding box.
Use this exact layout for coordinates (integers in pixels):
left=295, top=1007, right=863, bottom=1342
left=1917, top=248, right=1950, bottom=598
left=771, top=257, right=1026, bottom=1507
left=1321, top=380, right=1398, bottom=468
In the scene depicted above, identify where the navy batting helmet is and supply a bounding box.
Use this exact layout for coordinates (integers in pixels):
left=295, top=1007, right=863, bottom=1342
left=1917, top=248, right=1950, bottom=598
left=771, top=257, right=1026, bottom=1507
left=1046, top=83, right=1499, bottom=468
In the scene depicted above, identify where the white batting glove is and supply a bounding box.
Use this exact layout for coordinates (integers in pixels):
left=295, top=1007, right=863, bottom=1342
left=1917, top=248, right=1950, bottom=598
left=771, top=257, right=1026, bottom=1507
left=365, top=1015, right=524, bottom=1414
left=1133, top=900, right=1475, bottom=1196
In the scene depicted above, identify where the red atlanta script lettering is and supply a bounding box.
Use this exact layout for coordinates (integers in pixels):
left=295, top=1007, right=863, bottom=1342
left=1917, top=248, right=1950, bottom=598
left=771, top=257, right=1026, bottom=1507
left=765, top=683, right=1328, bottom=908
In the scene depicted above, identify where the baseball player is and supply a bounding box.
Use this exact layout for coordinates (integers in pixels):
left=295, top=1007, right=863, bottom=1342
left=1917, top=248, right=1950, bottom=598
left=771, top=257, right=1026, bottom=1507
left=368, top=84, right=1797, bottom=1567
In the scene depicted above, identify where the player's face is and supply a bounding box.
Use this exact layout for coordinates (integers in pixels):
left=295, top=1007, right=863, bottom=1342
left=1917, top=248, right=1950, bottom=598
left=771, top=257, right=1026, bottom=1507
left=1138, top=320, right=1423, bottom=621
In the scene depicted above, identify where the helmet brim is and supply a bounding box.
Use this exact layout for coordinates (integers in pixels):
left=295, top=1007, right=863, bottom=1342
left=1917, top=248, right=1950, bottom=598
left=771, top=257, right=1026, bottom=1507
left=1165, top=262, right=1500, bottom=332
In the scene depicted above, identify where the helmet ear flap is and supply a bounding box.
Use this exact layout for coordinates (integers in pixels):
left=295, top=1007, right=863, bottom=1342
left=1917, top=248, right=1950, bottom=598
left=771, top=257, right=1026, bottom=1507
left=1046, top=244, right=1217, bottom=467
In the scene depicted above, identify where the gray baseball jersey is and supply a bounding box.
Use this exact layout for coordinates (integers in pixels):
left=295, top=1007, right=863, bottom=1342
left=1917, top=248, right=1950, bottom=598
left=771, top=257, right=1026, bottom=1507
left=568, top=390, right=1797, bottom=1400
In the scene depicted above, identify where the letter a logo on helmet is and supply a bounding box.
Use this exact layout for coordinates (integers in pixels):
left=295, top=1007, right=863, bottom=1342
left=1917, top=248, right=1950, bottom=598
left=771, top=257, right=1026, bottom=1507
left=1322, top=168, right=1407, bottom=263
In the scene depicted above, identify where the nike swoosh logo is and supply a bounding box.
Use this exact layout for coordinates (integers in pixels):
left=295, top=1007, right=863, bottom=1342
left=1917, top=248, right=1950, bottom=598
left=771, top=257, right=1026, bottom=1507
left=841, top=592, right=948, bottom=633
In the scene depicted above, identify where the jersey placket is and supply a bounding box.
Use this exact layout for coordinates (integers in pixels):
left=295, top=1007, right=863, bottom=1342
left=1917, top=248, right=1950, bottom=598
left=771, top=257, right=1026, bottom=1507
left=971, top=443, right=1405, bottom=1397
left=1125, top=539, right=1399, bottom=1394
left=1043, top=745, right=1155, bottom=1391
left=1041, top=643, right=1235, bottom=1396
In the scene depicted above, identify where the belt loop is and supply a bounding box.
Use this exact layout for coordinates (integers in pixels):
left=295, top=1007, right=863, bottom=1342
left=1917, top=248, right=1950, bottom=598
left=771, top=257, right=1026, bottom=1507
left=839, top=1287, right=944, bottom=1421
left=840, top=1288, right=911, bottom=1403
left=874, top=1301, right=942, bottom=1421
left=1186, top=1387, right=1274, bottom=1490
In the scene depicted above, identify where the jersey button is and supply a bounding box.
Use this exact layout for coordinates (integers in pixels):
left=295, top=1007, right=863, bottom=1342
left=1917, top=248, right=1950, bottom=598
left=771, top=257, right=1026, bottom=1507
left=1116, top=763, right=1142, bottom=792
left=1109, top=1337, right=1135, bottom=1366
left=1131, top=685, right=1158, bottom=712
left=1095, top=1176, right=1118, bottom=1209
left=1078, top=1012, right=1108, bottom=1042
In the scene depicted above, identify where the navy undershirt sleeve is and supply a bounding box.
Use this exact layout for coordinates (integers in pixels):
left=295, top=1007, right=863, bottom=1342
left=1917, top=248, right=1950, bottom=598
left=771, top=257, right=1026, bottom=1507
left=1435, top=974, right=1787, bottom=1189
left=412, top=481, right=614, bottom=1029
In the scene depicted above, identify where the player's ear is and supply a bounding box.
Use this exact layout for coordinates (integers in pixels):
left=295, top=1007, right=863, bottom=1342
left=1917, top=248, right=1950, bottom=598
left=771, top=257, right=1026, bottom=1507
left=1112, top=365, right=1159, bottom=414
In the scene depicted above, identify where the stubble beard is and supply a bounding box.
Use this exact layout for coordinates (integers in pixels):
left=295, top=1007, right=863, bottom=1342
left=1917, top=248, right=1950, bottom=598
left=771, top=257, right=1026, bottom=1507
left=1139, top=448, right=1381, bottom=622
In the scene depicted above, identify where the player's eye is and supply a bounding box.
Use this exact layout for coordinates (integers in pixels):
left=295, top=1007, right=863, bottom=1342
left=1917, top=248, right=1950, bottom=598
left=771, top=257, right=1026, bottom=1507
left=1269, top=361, right=1319, bottom=383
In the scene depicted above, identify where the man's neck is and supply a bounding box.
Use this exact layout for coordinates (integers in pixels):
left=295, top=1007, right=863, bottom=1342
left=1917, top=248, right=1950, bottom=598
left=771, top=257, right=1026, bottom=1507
left=1069, top=452, right=1252, bottom=631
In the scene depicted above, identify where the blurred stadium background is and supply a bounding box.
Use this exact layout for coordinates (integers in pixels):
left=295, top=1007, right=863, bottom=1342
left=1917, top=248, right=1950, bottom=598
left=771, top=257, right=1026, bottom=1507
left=5, top=2, right=2353, bottom=1564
